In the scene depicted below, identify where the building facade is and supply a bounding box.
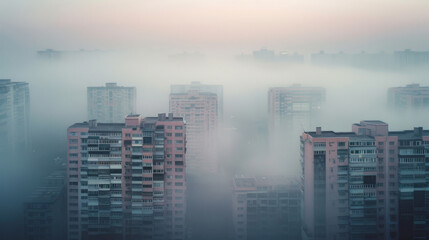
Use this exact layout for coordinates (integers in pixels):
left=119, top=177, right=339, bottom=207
left=388, top=84, right=429, bottom=109
left=268, top=85, right=325, bottom=169
left=67, top=113, right=186, bottom=240
left=87, top=83, right=136, bottom=123
left=169, top=88, right=218, bottom=173
left=170, top=82, right=223, bottom=121
left=232, top=176, right=301, bottom=240
left=301, top=121, right=429, bottom=240
left=24, top=170, right=67, bottom=240
left=394, top=49, right=429, bottom=66
left=268, top=85, right=325, bottom=130
left=0, top=79, right=30, bottom=154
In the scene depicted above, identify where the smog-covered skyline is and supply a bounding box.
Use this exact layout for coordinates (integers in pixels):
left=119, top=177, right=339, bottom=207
left=1, top=1, right=429, bottom=240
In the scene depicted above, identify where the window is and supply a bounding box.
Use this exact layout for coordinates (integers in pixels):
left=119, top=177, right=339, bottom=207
left=175, top=126, right=183, bottom=130
left=175, top=133, right=183, bottom=137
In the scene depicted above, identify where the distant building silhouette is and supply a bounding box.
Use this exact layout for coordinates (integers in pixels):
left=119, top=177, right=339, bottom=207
left=0, top=79, right=30, bottom=153
left=87, top=83, right=136, bottom=123
left=311, top=49, right=429, bottom=69
left=170, top=82, right=223, bottom=121
left=169, top=88, right=218, bottom=173
left=394, top=49, right=429, bottom=66
left=268, top=85, right=325, bottom=131
left=37, top=49, right=62, bottom=59
left=170, top=82, right=222, bottom=173
left=388, top=84, right=429, bottom=109
left=24, top=170, right=67, bottom=240
left=252, top=48, right=304, bottom=62
left=232, top=176, right=301, bottom=240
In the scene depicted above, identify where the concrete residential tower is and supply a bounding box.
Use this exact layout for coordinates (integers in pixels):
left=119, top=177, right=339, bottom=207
left=87, top=83, right=136, bottom=123
left=301, top=121, right=429, bottom=240
left=169, top=86, right=219, bottom=173
left=67, top=113, right=186, bottom=240
left=0, top=79, right=30, bottom=153
left=232, top=176, right=301, bottom=240
left=388, top=84, right=429, bottom=109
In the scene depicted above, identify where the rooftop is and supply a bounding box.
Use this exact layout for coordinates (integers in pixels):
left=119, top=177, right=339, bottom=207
left=88, top=82, right=135, bottom=89
left=0, top=79, right=29, bottom=86
left=69, top=121, right=125, bottom=131
left=390, top=84, right=429, bottom=91
left=360, top=120, right=387, bottom=125
left=305, top=131, right=357, bottom=138
left=170, top=91, right=217, bottom=96
left=389, top=129, right=429, bottom=139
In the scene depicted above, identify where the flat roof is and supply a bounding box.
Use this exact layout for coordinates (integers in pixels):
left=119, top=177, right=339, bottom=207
left=360, top=120, right=387, bottom=125
left=389, top=130, right=429, bottom=139
left=69, top=122, right=125, bottom=131
left=170, top=91, right=217, bottom=96
left=305, top=131, right=357, bottom=138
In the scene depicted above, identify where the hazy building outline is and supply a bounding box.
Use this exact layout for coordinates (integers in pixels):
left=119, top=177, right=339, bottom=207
left=388, top=83, right=429, bottom=109
left=0, top=79, right=30, bottom=154
left=87, top=83, right=136, bottom=123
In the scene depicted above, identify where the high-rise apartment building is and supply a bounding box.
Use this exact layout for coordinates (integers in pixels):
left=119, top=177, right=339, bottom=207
left=268, top=85, right=325, bottom=168
left=87, top=83, right=136, bottom=123
left=301, top=120, right=429, bottom=240
left=169, top=88, right=218, bottom=173
left=170, top=82, right=223, bottom=121
left=24, top=170, right=67, bottom=240
left=268, top=85, right=325, bottom=130
left=67, top=113, right=186, bottom=240
left=0, top=79, right=30, bottom=153
left=232, top=176, right=301, bottom=240
left=388, top=84, right=429, bottom=109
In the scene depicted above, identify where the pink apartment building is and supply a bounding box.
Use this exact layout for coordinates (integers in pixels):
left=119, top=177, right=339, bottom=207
left=67, top=113, right=186, bottom=240
left=301, top=120, right=429, bottom=240
left=169, top=89, right=218, bottom=173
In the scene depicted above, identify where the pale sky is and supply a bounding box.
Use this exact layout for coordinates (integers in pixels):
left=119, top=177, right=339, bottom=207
left=1, top=0, right=429, bottom=52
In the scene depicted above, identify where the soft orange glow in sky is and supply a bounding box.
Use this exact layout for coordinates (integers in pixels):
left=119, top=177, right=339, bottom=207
left=1, top=0, right=429, bottom=51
